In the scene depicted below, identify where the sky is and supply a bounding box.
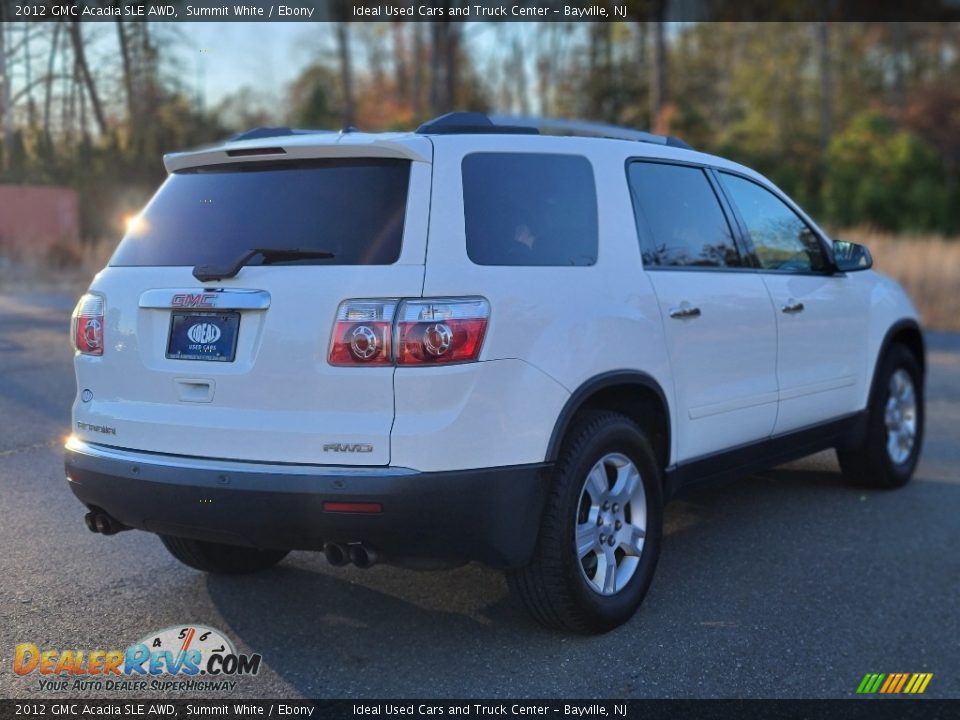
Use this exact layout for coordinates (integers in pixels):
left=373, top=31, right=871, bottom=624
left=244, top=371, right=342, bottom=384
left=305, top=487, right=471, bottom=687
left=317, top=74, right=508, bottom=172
left=176, top=23, right=318, bottom=109
left=2, top=20, right=541, bottom=128
left=173, top=22, right=521, bottom=116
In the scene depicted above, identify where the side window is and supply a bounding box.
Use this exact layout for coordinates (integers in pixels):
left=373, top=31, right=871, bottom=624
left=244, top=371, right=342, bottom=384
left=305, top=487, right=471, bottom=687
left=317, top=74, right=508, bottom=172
left=462, top=153, right=598, bottom=266
left=627, top=162, right=741, bottom=268
left=719, top=173, right=829, bottom=273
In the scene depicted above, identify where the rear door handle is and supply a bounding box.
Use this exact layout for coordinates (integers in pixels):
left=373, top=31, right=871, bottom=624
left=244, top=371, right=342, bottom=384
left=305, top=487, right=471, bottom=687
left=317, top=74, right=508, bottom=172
left=781, top=300, right=805, bottom=314
left=669, top=305, right=702, bottom=320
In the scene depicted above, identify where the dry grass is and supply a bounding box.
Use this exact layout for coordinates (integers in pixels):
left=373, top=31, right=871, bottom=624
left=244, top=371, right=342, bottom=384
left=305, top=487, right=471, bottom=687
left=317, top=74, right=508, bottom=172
left=841, top=229, right=960, bottom=332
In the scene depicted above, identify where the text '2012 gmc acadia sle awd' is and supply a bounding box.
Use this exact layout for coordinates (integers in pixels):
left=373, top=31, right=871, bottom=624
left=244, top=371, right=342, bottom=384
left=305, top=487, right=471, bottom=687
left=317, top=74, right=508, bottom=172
left=65, top=112, right=925, bottom=632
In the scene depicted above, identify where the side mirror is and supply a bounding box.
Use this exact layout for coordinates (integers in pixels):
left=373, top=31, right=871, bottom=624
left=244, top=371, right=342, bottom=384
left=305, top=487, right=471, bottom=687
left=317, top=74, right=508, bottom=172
left=832, top=240, right=873, bottom=272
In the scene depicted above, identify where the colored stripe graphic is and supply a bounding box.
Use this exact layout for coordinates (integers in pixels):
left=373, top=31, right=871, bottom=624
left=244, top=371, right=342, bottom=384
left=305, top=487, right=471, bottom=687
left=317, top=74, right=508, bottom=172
left=879, top=674, right=898, bottom=693
left=905, top=673, right=934, bottom=694
left=857, top=672, right=933, bottom=694
left=857, top=673, right=886, bottom=694
left=894, top=673, right=910, bottom=693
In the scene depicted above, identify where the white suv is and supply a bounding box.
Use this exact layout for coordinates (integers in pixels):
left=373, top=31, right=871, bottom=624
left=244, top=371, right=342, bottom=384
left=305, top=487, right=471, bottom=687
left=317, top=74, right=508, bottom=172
left=65, top=112, right=925, bottom=632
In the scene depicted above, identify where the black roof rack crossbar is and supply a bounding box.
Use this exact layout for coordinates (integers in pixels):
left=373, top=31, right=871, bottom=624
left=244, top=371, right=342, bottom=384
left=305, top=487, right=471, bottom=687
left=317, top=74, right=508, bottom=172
left=414, top=112, right=692, bottom=150
left=415, top=112, right=539, bottom=136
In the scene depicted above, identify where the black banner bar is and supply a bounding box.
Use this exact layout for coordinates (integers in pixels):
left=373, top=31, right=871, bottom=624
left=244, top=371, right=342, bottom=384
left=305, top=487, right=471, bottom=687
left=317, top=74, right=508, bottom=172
left=2, top=0, right=960, bottom=23
left=1, top=700, right=958, bottom=720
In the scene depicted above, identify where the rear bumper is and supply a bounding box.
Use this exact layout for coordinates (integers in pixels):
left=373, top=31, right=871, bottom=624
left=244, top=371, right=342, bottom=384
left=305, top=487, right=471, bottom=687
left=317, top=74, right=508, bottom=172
left=64, top=440, right=550, bottom=569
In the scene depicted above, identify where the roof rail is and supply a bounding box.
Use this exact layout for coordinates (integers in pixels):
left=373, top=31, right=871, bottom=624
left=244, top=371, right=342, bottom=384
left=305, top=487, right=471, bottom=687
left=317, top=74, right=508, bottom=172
left=416, top=112, right=539, bottom=136
left=488, top=114, right=693, bottom=150
left=232, top=115, right=693, bottom=150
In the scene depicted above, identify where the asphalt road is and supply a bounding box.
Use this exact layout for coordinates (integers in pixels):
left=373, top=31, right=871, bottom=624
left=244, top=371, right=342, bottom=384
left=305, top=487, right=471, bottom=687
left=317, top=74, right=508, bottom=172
left=1, top=290, right=958, bottom=700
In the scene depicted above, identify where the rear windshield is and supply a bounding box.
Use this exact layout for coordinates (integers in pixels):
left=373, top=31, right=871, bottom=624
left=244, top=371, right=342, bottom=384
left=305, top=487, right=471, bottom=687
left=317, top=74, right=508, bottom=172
left=111, top=158, right=410, bottom=267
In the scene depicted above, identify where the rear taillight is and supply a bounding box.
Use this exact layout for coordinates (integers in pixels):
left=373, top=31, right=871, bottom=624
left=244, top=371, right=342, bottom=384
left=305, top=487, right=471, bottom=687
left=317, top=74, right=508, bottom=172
left=395, top=298, right=490, bottom=365
left=328, top=297, right=489, bottom=367
left=71, top=293, right=105, bottom=356
left=328, top=300, right=396, bottom=366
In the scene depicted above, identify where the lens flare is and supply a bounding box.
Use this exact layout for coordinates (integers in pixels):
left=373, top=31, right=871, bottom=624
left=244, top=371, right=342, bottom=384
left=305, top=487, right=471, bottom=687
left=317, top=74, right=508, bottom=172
left=124, top=214, right=148, bottom=236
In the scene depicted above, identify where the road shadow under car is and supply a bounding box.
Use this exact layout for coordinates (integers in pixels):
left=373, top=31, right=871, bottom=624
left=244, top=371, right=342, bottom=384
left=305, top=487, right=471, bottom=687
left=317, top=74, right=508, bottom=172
left=203, top=456, right=959, bottom=697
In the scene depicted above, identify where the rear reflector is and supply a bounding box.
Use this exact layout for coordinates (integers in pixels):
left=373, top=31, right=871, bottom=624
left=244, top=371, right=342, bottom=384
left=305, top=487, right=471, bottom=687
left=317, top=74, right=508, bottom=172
left=322, top=502, right=383, bottom=514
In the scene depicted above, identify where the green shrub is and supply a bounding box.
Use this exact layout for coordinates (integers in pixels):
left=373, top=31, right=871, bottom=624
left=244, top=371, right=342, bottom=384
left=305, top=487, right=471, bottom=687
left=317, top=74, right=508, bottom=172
left=823, top=113, right=950, bottom=232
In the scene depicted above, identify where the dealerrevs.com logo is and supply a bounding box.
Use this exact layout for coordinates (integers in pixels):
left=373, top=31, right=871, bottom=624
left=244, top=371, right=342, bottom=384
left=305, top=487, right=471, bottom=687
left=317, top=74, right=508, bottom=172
left=14, top=624, right=262, bottom=693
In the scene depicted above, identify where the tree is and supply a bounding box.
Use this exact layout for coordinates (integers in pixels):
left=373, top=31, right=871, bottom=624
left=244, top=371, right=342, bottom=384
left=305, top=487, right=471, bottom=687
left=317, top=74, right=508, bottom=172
left=824, top=112, right=949, bottom=232
left=430, top=20, right=454, bottom=114
left=0, top=19, right=11, bottom=169
left=335, top=22, right=355, bottom=127
left=816, top=20, right=833, bottom=152
left=287, top=65, right=340, bottom=129
left=649, top=5, right=668, bottom=133
left=66, top=20, right=107, bottom=136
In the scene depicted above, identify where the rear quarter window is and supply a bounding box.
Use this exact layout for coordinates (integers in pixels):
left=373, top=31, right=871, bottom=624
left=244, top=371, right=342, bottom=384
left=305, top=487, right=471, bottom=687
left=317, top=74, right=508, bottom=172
left=462, top=153, right=598, bottom=267
left=111, top=158, right=410, bottom=267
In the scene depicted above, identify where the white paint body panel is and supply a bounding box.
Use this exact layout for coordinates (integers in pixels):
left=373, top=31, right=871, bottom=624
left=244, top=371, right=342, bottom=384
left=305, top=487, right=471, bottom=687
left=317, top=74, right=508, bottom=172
left=761, top=272, right=869, bottom=434
left=646, top=271, right=778, bottom=461
left=859, top=271, right=923, bottom=406
left=392, top=359, right=569, bottom=472
left=72, top=129, right=921, bottom=474
left=417, top=135, right=675, bottom=466
left=73, top=153, right=433, bottom=466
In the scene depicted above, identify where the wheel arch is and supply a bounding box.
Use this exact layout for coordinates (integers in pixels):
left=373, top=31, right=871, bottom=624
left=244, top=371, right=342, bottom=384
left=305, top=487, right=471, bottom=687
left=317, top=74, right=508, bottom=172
left=870, top=319, right=926, bottom=401
left=545, top=371, right=671, bottom=472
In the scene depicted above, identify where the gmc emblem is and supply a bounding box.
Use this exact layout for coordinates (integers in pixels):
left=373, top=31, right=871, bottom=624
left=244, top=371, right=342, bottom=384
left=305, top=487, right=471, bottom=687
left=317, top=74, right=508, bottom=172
left=171, top=292, right=217, bottom=308
left=323, top=443, right=374, bottom=453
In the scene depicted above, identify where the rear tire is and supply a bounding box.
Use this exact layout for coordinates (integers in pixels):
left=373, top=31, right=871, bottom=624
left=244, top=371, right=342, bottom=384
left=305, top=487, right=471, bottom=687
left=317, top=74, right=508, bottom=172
left=509, top=411, right=663, bottom=633
left=838, top=344, right=924, bottom=489
left=160, top=535, right=288, bottom=575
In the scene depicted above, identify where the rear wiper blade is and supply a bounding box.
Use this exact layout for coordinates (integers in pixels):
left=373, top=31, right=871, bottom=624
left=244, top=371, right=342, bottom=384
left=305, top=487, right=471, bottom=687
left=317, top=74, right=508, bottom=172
left=193, top=247, right=335, bottom=282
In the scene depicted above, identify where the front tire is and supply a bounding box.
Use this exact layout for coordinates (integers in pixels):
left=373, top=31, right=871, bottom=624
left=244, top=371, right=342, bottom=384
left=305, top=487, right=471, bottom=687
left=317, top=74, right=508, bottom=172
left=838, top=344, right=924, bottom=489
left=509, top=412, right=663, bottom=633
left=160, top=535, right=289, bottom=575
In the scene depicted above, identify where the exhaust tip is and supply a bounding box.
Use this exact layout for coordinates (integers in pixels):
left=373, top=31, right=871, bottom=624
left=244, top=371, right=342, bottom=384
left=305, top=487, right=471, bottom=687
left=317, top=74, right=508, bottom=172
left=84, top=509, right=127, bottom=536
left=349, top=544, right=378, bottom=569
left=323, top=542, right=349, bottom=567
left=95, top=513, right=115, bottom=535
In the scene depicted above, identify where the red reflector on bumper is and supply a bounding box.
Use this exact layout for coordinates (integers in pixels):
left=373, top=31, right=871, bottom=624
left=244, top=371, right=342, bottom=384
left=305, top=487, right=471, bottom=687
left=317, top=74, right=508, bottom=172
left=322, top=502, right=383, bottom=514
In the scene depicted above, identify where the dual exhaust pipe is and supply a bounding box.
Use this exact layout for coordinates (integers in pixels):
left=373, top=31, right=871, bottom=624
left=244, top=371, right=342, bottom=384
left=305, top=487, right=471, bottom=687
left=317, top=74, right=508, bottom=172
left=83, top=509, right=377, bottom=569
left=324, top=542, right=378, bottom=569
left=84, top=509, right=128, bottom=536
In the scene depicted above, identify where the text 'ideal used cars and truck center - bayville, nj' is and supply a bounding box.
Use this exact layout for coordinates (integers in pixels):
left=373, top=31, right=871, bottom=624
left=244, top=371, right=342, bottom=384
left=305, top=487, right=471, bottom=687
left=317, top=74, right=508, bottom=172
left=351, top=4, right=624, bottom=18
